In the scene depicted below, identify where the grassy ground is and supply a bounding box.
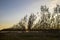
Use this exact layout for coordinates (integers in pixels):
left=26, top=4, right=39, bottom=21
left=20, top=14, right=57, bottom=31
left=0, top=31, right=60, bottom=40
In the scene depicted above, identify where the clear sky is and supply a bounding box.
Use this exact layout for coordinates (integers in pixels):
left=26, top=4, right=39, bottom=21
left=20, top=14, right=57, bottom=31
left=0, top=0, right=60, bottom=30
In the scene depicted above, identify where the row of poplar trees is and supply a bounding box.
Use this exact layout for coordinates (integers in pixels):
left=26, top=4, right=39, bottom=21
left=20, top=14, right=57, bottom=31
left=12, top=4, right=60, bottom=31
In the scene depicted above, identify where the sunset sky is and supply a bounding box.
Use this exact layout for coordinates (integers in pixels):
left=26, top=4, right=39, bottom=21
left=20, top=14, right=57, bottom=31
left=0, top=0, right=60, bottom=30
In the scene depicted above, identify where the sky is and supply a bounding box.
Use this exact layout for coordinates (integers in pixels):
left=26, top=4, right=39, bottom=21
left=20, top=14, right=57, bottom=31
left=0, top=0, right=60, bottom=30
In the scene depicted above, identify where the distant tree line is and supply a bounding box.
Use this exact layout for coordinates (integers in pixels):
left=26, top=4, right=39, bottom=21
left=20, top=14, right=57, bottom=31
left=1, top=4, right=60, bottom=31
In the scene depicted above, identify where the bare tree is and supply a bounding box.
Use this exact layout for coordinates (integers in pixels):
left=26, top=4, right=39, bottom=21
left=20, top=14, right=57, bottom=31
left=18, top=15, right=28, bottom=31
left=28, top=13, right=37, bottom=31
left=40, top=5, right=51, bottom=29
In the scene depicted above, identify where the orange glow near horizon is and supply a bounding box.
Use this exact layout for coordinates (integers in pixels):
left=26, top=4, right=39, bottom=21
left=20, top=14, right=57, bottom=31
left=0, top=23, right=14, bottom=30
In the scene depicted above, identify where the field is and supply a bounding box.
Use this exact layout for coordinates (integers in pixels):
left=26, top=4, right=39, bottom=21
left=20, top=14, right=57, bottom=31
left=0, top=31, right=60, bottom=40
